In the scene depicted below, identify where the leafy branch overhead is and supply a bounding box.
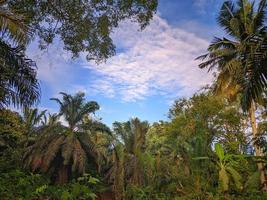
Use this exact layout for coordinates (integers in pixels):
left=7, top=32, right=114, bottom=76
left=7, top=0, right=158, bottom=63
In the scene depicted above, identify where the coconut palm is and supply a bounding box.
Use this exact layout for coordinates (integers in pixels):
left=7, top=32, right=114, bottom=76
left=197, top=0, right=267, bottom=191
left=23, top=92, right=101, bottom=184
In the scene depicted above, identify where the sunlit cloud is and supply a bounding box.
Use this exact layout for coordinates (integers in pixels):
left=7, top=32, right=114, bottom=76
left=27, top=14, right=214, bottom=104
left=83, top=15, right=213, bottom=102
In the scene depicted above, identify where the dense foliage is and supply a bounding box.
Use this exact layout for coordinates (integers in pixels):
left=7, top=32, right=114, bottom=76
left=1, top=91, right=267, bottom=199
left=7, top=0, right=158, bottom=62
left=0, top=0, right=267, bottom=200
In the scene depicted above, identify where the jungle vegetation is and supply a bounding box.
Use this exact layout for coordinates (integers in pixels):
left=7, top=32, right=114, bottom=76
left=0, top=0, right=267, bottom=200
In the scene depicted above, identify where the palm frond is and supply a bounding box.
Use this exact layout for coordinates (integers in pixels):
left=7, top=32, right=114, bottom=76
left=0, top=40, right=40, bottom=108
left=0, top=5, right=29, bottom=44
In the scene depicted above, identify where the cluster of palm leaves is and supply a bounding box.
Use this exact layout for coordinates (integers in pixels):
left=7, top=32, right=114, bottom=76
left=197, top=0, right=267, bottom=111
left=106, top=118, right=149, bottom=200
left=23, top=92, right=110, bottom=185
left=21, top=92, right=151, bottom=198
left=0, top=0, right=39, bottom=109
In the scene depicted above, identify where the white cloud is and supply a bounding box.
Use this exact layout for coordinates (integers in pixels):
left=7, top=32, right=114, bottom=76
left=27, top=40, right=76, bottom=93
left=27, top=15, right=214, bottom=103
left=194, top=0, right=224, bottom=15
left=83, top=15, right=213, bottom=102
left=194, top=0, right=213, bottom=14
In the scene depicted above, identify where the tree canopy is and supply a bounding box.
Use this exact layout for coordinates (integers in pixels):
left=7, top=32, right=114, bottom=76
left=7, top=0, right=158, bottom=62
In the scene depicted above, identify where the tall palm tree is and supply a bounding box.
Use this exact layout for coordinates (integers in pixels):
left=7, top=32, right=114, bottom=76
left=108, top=118, right=149, bottom=200
left=51, top=92, right=100, bottom=132
left=197, top=0, right=267, bottom=191
left=24, top=92, right=101, bottom=184
left=0, top=0, right=39, bottom=109
left=81, top=115, right=113, bottom=173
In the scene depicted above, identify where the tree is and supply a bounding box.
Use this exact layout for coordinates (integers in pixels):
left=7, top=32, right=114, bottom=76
left=0, top=109, right=25, bottom=151
left=7, top=0, right=158, bottom=63
left=143, top=93, right=249, bottom=198
left=81, top=116, right=113, bottom=174
left=23, top=92, right=102, bottom=184
left=0, top=1, right=40, bottom=109
left=0, top=109, right=26, bottom=171
left=197, top=0, right=267, bottom=191
left=108, top=118, right=149, bottom=200
left=50, top=92, right=100, bottom=132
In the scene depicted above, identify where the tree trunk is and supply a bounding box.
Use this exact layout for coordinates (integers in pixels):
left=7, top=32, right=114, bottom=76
left=250, top=101, right=267, bottom=192
left=57, top=165, right=69, bottom=185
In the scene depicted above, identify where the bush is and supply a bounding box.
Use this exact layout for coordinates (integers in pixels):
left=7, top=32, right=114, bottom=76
left=0, top=170, right=99, bottom=200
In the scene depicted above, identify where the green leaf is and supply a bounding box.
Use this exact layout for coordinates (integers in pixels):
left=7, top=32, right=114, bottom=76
left=192, top=157, right=210, bottom=160
left=88, top=176, right=99, bottom=184
left=219, top=167, right=229, bottom=192
left=215, top=143, right=225, bottom=161
left=227, top=166, right=242, bottom=190
left=61, top=191, right=71, bottom=200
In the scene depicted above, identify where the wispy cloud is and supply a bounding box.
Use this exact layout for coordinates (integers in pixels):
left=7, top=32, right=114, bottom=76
left=28, top=14, right=214, bottom=103
left=27, top=40, right=76, bottom=93
left=194, top=0, right=215, bottom=14
left=83, top=15, right=213, bottom=102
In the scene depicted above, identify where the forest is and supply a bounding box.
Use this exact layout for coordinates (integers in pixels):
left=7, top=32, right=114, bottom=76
left=0, top=0, right=267, bottom=200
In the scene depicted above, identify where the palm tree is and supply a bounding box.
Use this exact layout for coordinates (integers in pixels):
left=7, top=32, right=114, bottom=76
left=0, top=40, right=40, bottom=109
left=50, top=92, right=99, bottom=132
left=23, top=92, right=101, bottom=184
left=197, top=0, right=267, bottom=191
left=21, top=108, right=46, bottom=146
left=81, top=116, right=113, bottom=173
left=108, top=118, right=149, bottom=200
left=0, top=1, right=39, bottom=109
left=22, top=108, right=46, bottom=135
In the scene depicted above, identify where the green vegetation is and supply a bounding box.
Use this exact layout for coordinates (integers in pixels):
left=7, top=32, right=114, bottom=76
left=0, top=0, right=267, bottom=199
left=1, top=91, right=266, bottom=199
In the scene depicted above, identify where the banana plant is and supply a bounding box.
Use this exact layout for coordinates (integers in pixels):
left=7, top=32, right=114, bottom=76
left=194, top=143, right=242, bottom=192
left=214, top=143, right=242, bottom=192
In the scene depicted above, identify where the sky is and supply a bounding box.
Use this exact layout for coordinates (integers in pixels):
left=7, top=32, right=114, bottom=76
left=27, top=0, right=225, bottom=127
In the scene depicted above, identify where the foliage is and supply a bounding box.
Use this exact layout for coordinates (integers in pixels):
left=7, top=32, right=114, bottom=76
left=0, top=0, right=30, bottom=45
left=0, top=39, right=40, bottom=109
left=0, top=109, right=25, bottom=149
left=50, top=92, right=99, bottom=131
left=0, top=91, right=266, bottom=199
left=23, top=92, right=107, bottom=185
left=0, top=1, right=40, bottom=109
left=197, top=0, right=267, bottom=191
left=0, top=169, right=49, bottom=199
left=197, top=0, right=267, bottom=111
left=108, top=118, right=149, bottom=200
left=22, top=107, right=46, bottom=135
left=7, top=0, right=158, bottom=62
left=0, top=169, right=99, bottom=200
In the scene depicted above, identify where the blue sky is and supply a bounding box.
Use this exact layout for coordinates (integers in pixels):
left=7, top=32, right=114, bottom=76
left=27, top=0, right=225, bottom=127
